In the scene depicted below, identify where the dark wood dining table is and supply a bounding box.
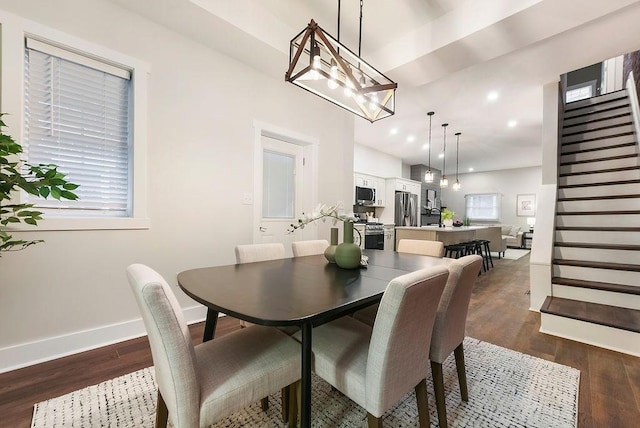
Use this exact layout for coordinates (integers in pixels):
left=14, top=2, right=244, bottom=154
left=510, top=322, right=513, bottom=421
left=177, top=249, right=453, bottom=428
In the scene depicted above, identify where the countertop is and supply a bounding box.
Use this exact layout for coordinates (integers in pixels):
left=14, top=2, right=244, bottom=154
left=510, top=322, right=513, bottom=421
left=395, top=225, right=489, bottom=232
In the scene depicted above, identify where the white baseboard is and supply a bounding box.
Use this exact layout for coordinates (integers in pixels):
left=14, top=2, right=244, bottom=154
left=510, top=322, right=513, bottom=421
left=0, top=305, right=208, bottom=374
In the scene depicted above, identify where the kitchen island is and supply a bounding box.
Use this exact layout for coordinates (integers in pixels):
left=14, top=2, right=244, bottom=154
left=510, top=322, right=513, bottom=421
left=395, top=225, right=489, bottom=248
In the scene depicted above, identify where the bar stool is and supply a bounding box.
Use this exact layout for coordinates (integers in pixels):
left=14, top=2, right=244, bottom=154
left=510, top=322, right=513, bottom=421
left=444, top=244, right=466, bottom=259
left=461, top=241, right=485, bottom=272
left=477, top=239, right=494, bottom=270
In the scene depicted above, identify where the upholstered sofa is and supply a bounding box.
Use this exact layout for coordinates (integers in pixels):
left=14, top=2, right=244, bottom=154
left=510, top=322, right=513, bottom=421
left=499, top=225, right=524, bottom=248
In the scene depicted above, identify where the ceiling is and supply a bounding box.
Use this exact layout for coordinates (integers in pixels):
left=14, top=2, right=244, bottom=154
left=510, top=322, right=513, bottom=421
left=110, top=0, right=640, bottom=173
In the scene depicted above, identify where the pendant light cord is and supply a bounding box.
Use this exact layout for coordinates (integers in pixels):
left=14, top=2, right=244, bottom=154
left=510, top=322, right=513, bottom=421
left=427, top=112, right=434, bottom=170
left=358, top=0, right=363, bottom=57
left=456, top=133, right=460, bottom=180
left=337, top=0, right=341, bottom=42
left=442, top=123, right=448, bottom=176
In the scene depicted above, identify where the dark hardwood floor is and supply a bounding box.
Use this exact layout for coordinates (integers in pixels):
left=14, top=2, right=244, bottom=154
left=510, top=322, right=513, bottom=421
left=1, top=254, right=639, bottom=427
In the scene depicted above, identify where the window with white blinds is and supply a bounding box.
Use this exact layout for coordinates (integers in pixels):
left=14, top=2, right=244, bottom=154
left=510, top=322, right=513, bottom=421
left=465, top=193, right=501, bottom=222
left=24, top=38, right=132, bottom=217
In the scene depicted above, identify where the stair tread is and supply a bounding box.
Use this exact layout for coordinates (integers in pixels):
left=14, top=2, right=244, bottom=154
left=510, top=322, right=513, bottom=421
left=557, top=194, right=640, bottom=201
left=565, top=91, right=628, bottom=111
left=540, top=296, right=640, bottom=333
left=557, top=210, right=640, bottom=215
left=561, top=131, right=635, bottom=146
left=555, top=227, right=640, bottom=232
left=562, top=121, right=633, bottom=137
left=554, top=241, right=640, bottom=250
left=559, top=179, right=640, bottom=189
left=552, top=277, right=640, bottom=295
left=563, top=112, right=631, bottom=129
left=559, top=165, right=640, bottom=177
left=553, top=258, right=640, bottom=272
left=559, top=153, right=638, bottom=166
left=562, top=141, right=637, bottom=155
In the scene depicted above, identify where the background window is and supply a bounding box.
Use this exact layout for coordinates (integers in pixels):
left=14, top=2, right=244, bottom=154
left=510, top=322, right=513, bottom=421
left=262, top=150, right=295, bottom=218
left=24, top=38, right=132, bottom=217
left=465, top=193, right=501, bottom=222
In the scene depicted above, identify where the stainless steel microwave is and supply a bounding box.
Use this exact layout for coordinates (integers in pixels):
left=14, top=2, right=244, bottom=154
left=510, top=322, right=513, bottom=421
left=355, top=186, right=376, bottom=205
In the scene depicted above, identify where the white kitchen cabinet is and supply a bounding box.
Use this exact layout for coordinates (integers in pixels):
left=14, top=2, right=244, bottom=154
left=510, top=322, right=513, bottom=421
left=383, top=225, right=395, bottom=251
left=374, top=177, right=386, bottom=207
left=354, top=173, right=376, bottom=188
left=354, top=172, right=386, bottom=207
left=392, top=178, right=421, bottom=195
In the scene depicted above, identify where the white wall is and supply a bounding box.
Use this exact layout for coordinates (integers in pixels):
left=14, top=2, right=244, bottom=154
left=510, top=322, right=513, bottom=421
left=442, top=166, right=542, bottom=228
left=353, top=143, right=404, bottom=177
left=0, top=1, right=355, bottom=371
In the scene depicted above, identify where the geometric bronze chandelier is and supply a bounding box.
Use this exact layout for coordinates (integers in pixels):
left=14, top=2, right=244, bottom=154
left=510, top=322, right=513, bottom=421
left=285, top=1, right=397, bottom=122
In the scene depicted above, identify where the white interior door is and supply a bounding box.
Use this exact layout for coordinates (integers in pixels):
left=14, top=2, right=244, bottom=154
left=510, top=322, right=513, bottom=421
left=255, top=135, right=304, bottom=257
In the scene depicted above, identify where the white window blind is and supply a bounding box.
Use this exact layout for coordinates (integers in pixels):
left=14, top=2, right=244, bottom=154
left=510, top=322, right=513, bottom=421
left=24, top=37, right=132, bottom=217
left=465, top=193, right=501, bottom=222
left=262, top=150, right=295, bottom=218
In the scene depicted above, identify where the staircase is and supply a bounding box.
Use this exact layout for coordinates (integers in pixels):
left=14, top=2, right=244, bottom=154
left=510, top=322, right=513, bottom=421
left=540, top=89, right=640, bottom=356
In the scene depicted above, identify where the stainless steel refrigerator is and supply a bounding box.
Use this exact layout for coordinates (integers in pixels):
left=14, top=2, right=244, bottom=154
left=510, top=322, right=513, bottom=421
left=395, top=191, right=418, bottom=226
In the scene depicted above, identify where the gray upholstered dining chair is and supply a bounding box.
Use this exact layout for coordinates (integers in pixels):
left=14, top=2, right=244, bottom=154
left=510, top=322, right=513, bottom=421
left=291, top=239, right=329, bottom=257
left=397, top=239, right=444, bottom=257
left=353, top=239, right=445, bottom=326
left=234, top=243, right=286, bottom=329
left=429, top=254, right=483, bottom=428
left=126, top=264, right=301, bottom=428
left=234, top=242, right=295, bottom=419
left=295, top=266, right=449, bottom=427
left=235, top=242, right=286, bottom=264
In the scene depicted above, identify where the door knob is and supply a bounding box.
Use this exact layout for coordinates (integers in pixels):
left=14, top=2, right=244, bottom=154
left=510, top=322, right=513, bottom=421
left=259, top=226, right=267, bottom=232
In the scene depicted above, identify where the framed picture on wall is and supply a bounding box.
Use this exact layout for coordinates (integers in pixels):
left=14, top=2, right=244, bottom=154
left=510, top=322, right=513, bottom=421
left=516, top=194, right=536, bottom=217
left=427, top=189, right=436, bottom=209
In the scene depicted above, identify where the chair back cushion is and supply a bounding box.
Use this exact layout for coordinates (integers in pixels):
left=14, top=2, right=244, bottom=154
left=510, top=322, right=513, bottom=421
left=397, top=239, right=444, bottom=257
left=126, top=264, right=199, bottom=428
left=430, top=255, right=483, bottom=363
left=365, top=265, right=449, bottom=416
left=292, top=239, right=329, bottom=257
left=235, top=243, right=286, bottom=263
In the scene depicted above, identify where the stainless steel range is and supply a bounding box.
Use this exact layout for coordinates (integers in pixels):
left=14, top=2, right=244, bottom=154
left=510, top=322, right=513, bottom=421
left=364, top=223, right=384, bottom=250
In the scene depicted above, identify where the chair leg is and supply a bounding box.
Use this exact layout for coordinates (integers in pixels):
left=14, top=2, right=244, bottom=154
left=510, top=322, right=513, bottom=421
left=155, top=390, right=169, bottom=428
left=454, top=343, right=469, bottom=401
left=430, top=361, right=448, bottom=428
left=415, top=378, right=430, bottom=428
left=367, top=412, right=384, bottom=428
left=287, top=381, right=300, bottom=427
left=281, top=387, right=290, bottom=423
left=261, top=397, right=269, bottom=411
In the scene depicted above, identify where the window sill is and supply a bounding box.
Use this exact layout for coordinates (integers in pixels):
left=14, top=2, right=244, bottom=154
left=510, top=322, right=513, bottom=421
left=5, top=217, right=151, bottom=231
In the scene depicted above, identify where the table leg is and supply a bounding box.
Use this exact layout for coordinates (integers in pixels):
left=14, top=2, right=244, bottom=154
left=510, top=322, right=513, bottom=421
left=202, top=308, right=218, bottom=342
left=301, top=322, right=312, bottom=428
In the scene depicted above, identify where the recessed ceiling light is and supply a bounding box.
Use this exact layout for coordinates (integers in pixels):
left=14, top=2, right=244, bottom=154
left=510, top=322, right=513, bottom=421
left=487, top=91, right=499, bottom=101
left=468, top=167, right=474, bottom=172
left=438, top=153, right=444, bottom=159
left=390, top=128, right=398, bottom=135
left=508, top=120, right=517, bottom=127
left=407, top=135, right=415, bottom=143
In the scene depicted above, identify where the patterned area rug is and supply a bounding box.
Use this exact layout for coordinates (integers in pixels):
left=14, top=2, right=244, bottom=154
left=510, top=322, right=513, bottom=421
left=492, top=248, right=530, bottom=260
left=31, top=337, right=579, bottom=427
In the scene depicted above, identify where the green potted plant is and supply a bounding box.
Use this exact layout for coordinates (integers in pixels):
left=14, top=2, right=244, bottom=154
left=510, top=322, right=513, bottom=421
left=0, top=114, right=79, bottom=256
left=441, top=208, right=455, bottom=227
